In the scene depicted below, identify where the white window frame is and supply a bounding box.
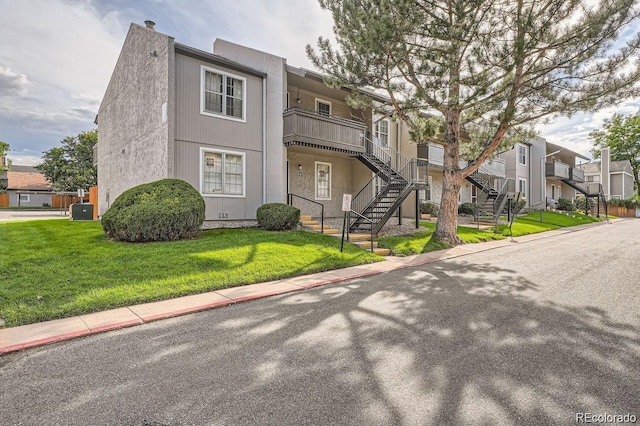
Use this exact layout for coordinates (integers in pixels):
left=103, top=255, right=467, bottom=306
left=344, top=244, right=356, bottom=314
left=315, top=98, right=332, bottom=116
left=200, top=65, right=247, bottom=123
left=374, top=119, right=390, bottom=145
left=518, top=144, right=527, bottom=166
left=518, top=178, right=527, bottom=199
left=200, top=147, right=246, bottom=198
left=19, top=193, right=30, bottom=203
left=315, top=161, right=332, bottom=200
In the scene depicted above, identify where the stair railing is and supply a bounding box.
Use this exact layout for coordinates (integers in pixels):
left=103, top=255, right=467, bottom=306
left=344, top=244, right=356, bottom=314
left=287, top=193, right=324, bottom=234
left=346, top=209, right=375, bottom=252
left=350, top=171, right=386, bottom=223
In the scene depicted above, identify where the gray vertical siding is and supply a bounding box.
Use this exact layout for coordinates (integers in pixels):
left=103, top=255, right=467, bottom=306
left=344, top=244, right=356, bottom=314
left=174, top=139, right=263, bottom=220
left=174, top=54, right=264, bottom=150
left=173, top=53, right=264, bottom=221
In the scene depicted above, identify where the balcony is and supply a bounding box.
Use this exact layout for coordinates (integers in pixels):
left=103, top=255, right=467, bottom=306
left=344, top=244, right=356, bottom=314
left=545, top=161, right=571, bottom=180
left=283, top=107, right=367, bottom=153
left=569, top=167, right=585, bottom=183
left=479, top=158, right=506, bottom=178
left=417, top=143, right=505, bottom=177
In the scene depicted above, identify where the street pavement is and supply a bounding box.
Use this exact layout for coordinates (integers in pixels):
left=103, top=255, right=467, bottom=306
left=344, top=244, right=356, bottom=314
left=1, top=219, right=639, bottom=425
left=0, top=209, right=67, bottom=221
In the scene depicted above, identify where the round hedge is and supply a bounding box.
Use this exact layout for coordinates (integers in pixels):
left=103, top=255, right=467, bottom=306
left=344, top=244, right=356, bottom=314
left=256, top=203, right=300, bottom=231
left=102, top=179, right=205, bottom=242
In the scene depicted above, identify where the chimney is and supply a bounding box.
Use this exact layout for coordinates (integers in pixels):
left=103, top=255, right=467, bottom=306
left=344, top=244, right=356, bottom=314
left=144, top=20, right=156, bottom=30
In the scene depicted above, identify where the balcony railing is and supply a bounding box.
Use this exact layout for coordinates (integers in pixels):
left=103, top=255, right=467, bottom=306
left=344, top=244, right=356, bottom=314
left=570, top=167, right=585, bottom=183
left=283, top=107, right=367, bottom=152
left=419, top=142, right=505, bottom=177
left=545, top=161, right=571, bottom=179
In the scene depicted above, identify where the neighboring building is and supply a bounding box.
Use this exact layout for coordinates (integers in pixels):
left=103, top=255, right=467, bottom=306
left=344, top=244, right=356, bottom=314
left=577, top=147, right=635, bottom=200
left=5, top=165, right=53, bottom=207
left=97, top=21, right=429, bottom=233
left=498, top=137, right=590, bottom=208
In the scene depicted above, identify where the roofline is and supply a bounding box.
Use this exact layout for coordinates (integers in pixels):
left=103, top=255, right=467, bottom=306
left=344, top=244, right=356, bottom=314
left=545, top=141, right=590, bottom=160
left=285, top=65, right=390, bottom=104
left=175, top=43, right=267, bottom=78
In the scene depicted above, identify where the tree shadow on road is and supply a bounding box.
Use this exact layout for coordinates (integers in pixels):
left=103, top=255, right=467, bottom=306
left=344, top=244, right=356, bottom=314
left=4, top=260, right=639, bottom=425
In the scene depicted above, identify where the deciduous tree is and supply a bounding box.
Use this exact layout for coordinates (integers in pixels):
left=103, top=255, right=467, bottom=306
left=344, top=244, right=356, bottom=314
left=308, top=0, right=640, bottom=245
left=590, top=113, right=640, bottom=197
left=36, top=129, right=97, bottom=191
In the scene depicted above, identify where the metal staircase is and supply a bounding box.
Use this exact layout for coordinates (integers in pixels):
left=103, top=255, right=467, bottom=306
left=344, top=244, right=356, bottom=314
left=561, top=180, right=609, bottom=217
left=466, top=164, right=513, bottom=226
left=349, top=137, right=428, bottom=234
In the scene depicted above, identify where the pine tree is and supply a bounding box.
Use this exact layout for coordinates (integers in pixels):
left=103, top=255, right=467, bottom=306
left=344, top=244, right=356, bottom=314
left=308, top=0, right=640, bottom=245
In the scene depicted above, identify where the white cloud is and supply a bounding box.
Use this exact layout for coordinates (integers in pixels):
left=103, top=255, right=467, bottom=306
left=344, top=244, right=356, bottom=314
left=538, top=98, right=640, bottom=158
left=0, top=66, right=30, bottom=97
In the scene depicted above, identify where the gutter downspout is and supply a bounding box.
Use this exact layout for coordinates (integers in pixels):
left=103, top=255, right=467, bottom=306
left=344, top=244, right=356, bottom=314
left=262, top=76, right=267, bottom=204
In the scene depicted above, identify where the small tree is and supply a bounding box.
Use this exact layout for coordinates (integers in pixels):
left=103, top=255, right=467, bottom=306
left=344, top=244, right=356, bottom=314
left=589, top=113, right=640, bottom=197
left=36, top=129, right=97, bottom=191
left=308, top=0, right=640, bottom=245
left=0, top=140, right=10, bottom=192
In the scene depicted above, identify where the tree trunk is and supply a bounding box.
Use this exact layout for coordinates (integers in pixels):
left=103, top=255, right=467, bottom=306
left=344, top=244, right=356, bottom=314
left=434, top=110, right=464, bottom=246
left=435, top=167, right=464, bottom=246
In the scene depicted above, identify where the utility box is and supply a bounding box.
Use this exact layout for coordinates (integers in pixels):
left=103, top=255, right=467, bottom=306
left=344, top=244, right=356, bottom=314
left=70, top=203, right=94, bottom=221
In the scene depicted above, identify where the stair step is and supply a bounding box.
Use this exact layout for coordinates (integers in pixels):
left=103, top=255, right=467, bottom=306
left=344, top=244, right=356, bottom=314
left=309, top=224, right=330, bottom=230
left=300, top=215, right=312, bottom=221
left=373, top=248, right=391, bottom=256
left=347, top=234, right=372, bottom=242
left=323, top=228, right=340, bottom=234
left=353, top=241, right=379, bottom=249
left=301, top=220, right=318, bottom=226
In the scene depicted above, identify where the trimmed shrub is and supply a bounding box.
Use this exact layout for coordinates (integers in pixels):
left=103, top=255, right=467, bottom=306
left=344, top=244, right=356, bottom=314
left=420, top=202, right=439, bottom=216
left=557, top=198, right=576, bottom=211
left=458, top=202, right=478, bottom=215
left=576, top=196, right=593, bottom=211
left=256, top=203, right=300, bottom=231
left=102, top=179, right=205, bottom=242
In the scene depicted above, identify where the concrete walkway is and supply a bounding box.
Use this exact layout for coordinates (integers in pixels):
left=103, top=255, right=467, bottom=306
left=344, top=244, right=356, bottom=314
left=0, top=220, right=616, bottom=355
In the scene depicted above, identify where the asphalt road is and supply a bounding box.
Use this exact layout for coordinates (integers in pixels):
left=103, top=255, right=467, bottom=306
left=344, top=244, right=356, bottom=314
left=0, top=209, right=68, bottom=221
left=2, top=219, right=639, bottom=425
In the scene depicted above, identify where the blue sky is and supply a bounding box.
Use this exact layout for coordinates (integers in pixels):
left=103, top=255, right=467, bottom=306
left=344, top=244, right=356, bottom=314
left=1, top=0, right=639, bottom=165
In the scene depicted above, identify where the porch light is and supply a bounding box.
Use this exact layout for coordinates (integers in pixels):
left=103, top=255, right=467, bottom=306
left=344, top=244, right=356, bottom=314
left=297, top=164, right=302, bottom=170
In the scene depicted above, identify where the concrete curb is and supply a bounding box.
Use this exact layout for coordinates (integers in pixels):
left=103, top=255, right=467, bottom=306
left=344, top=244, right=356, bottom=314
left=0, top=218, right=617, bottom=356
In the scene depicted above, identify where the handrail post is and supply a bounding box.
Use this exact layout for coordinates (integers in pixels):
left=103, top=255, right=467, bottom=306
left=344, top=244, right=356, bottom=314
left=321, top=204, right=324, bottom=234
left=370, top=226, right=374, bottom=253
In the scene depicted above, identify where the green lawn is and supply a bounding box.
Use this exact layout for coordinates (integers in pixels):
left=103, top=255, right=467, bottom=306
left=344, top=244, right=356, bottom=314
left=377, top=211, right=603, bottom=256
left=496, top=211, right=601, bottom=236
left=376, top=222, right=505, bottom=256
left=0, top=220, right=381, bottom=327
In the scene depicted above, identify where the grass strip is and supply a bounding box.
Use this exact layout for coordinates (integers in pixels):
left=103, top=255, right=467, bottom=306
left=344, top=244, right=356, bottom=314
left=0, top=220, right=381, bottom=327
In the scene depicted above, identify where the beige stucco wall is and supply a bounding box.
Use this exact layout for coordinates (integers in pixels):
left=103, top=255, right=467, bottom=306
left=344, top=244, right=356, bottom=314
left=97, top=24, right=174, bottom=216
left=286, top=149, right=371, bottom=217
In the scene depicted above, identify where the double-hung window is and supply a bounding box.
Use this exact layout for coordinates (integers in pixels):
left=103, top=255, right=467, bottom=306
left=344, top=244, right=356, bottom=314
left=518, top=145, right=527, bottom=165
left=201, top=66, right=246, bottom=121
left=375, top=119, right=389, bottom=145
left=316, top=99, right=331, bottom=116
left=201, top=148, right=245, bottom=197
left=518, top=178, right=527, bottom=198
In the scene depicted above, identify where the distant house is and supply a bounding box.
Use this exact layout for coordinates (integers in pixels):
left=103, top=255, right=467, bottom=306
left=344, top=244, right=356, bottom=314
left=576, top=148, right=635, bottom=200
left=5, top=166, right=53, bottom=207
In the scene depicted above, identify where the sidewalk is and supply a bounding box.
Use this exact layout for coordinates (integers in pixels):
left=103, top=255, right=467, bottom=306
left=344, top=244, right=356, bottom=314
left=0, top=220, right=614, bottom=356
